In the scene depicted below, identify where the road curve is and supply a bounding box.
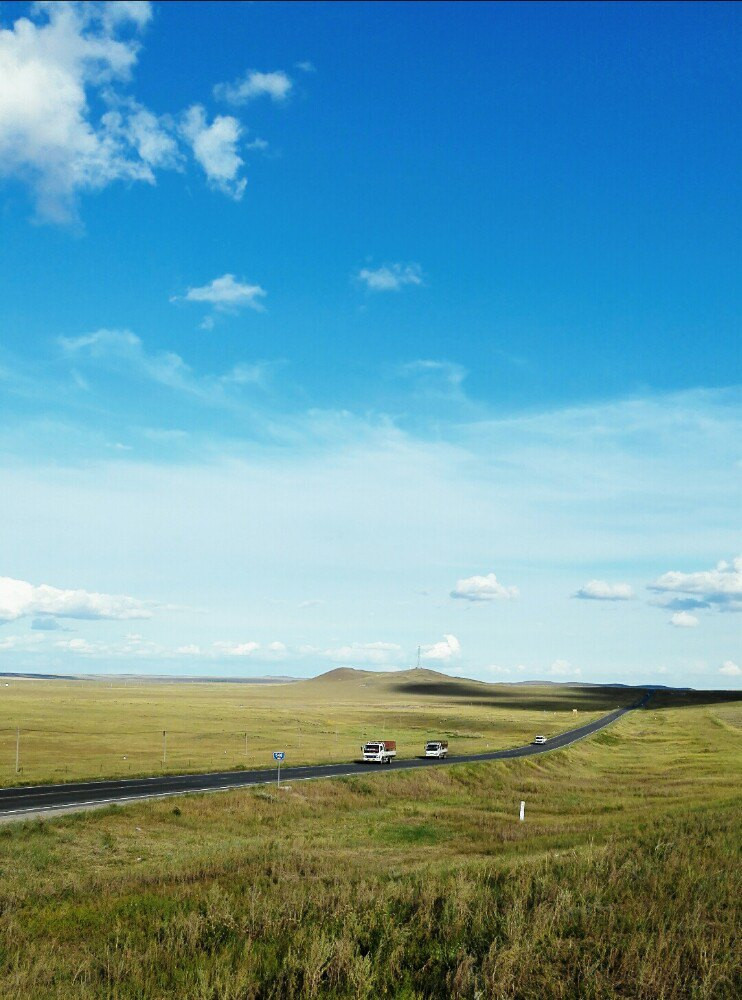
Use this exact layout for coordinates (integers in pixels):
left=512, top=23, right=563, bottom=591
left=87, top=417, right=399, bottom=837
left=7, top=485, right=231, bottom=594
left=0, top=695, right=649, bottom=820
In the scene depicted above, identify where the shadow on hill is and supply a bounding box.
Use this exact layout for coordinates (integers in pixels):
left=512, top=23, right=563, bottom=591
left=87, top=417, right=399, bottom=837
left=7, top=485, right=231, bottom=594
left=388, top=680, right=636, bottom=713
left=644, top=690, right=742, bottom=710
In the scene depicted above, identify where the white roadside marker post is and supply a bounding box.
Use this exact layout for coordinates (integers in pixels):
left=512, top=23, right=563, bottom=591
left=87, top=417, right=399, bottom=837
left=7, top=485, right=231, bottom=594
left=520, top=800, right=525, bottom=822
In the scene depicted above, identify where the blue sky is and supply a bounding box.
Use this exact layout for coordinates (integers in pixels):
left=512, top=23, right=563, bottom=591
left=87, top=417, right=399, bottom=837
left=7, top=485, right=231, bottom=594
left=0, top=1, right=739, bottom=687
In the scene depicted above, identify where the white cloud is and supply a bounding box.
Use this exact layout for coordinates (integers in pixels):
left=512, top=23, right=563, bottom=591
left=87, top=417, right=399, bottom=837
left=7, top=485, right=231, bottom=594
left=648, top=556, right=742, bottom=613
left=451, top=573, right=519, bottom=602
left=180, top=104, right=246, bottom=199
left=213, top=640, right=260, bottom=657
left=221, top=363, right=270, bottom=386
left=719, top=660, right=740, bottom=677
left=669, top=611, right=699, bottom=628
left=0, top=2, right=185, bottom=222
left=0, top=3, right=266, bottom=222
left=573, top=580, right=634, bottom=601
left=548, top=659, right=581, bottom=678
left=0, top=575, right=151, bottom=623
left=50, top=633, right=165, bottom=657
left=104, top=101, right=182, bottom=171
left=55, top=637, right=96, bottom=654
left=356, top=263, right=423, bottom=292
left=399, top=360, right=467, bottom=393
left=31, top=615, right=66, bottom=631
left=0, top=633, right=45, bottom=652
left=177, top=274, right=266, bottom=313
left=59, top=328, right=268, bottom=401
left=215, top=69, right=293, bottom=105
left=326, top=641, right=402, bottom=665
left=422, top=634, right=461, bottom=662
left=60, top=328, right=193, bottom=392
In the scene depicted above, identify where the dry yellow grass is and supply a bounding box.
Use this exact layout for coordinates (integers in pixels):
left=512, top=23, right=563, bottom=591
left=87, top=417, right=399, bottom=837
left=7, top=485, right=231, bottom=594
left=0, top=693, right=739, bottom=998
left=0, top=668, right=635, bottom=784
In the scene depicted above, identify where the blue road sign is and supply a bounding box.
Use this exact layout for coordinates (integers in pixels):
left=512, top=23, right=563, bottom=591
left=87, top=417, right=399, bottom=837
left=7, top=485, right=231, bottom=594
left=273, top=751, right=285, bottom=761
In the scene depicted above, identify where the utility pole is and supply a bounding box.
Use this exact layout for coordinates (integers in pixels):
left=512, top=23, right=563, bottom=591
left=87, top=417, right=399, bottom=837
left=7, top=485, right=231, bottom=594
left=15, top=727, right=20, bottom=774
left=417, top=645, right=421, bottom=670
left=162, top=729, right=167, bottom=766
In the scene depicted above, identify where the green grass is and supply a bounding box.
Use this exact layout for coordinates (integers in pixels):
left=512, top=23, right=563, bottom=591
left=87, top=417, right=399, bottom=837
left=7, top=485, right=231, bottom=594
left=0, top=668, right=637, bottom=785
left=0, top=690, right=739, bottom=998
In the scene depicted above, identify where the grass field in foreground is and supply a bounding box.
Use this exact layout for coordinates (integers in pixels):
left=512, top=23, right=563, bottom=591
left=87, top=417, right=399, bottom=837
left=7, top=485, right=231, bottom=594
left=0, top=688, right=739, bottom=998
left=0, top=668, right=637, bottom=786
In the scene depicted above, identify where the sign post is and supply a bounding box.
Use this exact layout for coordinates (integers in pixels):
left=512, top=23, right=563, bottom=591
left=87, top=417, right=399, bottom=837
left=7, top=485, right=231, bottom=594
left=273, top=751, right=285, bottom=788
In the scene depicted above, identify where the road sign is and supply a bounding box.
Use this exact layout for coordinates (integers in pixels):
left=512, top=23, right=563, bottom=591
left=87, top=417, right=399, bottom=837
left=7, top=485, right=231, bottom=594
left=273, top=752, right=285, bottom=761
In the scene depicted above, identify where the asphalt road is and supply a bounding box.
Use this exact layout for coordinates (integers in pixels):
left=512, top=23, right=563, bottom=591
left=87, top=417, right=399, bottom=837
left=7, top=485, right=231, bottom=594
left=0, top=695, right=648, bottom=820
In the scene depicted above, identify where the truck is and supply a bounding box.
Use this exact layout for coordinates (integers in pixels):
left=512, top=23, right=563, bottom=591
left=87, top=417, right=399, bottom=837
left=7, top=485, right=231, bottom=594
left=361, top=740, right=397, bottom=764
left=424, top=740, right=449, bottom=759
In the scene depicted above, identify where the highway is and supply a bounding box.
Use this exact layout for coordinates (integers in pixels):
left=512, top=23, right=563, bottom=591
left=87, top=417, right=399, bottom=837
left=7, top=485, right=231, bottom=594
left=0, top=695, right=648, bottom=820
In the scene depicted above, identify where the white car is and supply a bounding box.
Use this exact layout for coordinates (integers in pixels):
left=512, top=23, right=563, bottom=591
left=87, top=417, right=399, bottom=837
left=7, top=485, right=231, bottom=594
left=532, top=735, right=547, bottom=745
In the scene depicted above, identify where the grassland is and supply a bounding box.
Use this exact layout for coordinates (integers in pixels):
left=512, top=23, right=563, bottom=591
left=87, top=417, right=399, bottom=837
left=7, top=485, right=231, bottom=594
left=0, top=668, right=637, bottom=785
left=0, top=679, right=739, bottom=998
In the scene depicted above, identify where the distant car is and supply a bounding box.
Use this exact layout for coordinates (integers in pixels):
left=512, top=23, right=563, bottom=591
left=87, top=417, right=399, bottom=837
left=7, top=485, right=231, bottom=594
left=532, top=735, right=547, bottom=745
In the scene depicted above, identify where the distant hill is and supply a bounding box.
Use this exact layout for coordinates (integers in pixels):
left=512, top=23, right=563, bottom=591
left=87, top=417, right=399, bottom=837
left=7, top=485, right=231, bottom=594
left=306, top=666, right=476, bottom=686
left=308, top=667, right=375, bottom=683
left=293, top=666, right=656, bottom=713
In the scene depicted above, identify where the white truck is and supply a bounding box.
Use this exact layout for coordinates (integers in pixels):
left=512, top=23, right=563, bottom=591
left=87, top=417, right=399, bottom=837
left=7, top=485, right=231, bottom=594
left=424, top=740, right=449, bottom=759
left=361, top=740, right=397, bottom=764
